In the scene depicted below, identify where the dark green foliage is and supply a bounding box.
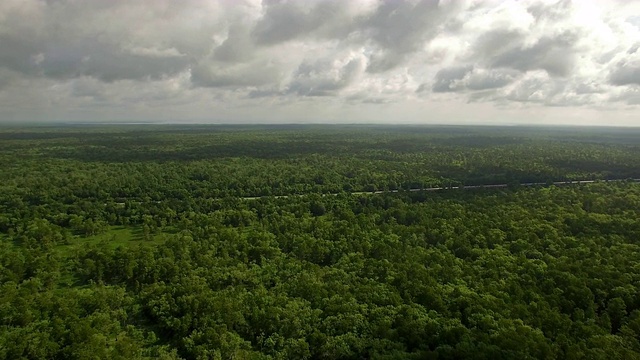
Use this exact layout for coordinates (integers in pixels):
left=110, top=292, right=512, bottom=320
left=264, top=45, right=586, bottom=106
left=1, top=125, right=640, bottom=359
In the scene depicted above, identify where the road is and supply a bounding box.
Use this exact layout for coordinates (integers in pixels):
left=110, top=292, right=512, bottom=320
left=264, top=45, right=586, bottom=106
left=239, top=178, right=640, bottom=201
left=111, top=179, right=640, bottom=205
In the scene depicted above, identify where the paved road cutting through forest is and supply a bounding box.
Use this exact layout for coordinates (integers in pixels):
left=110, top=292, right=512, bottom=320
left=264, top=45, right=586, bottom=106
left=111, top=179, right=640, bottom=205
left=238, top=178, right=640, bottom=200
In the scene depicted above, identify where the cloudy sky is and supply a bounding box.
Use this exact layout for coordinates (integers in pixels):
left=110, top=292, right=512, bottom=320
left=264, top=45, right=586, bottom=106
left=1, top=0, right=639, bottom=125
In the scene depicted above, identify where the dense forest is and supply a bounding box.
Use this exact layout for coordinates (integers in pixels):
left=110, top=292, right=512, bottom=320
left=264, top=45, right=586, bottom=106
left=1, top=125, right=640, bottom=359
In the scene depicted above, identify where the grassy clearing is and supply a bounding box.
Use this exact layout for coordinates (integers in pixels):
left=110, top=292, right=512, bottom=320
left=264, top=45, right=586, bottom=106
left=55, top=226, right=169, bottom=287
left=58, top=225, right=166, bottom=254
left=1, top=225, right=166, bottom=254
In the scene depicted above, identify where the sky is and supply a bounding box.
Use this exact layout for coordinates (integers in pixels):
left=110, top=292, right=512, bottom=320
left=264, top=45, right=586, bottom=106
left=0, top=0, right=639, bottom=126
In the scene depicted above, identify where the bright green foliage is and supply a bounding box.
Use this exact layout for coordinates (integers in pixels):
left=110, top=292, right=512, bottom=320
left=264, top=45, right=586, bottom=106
left=1, top=125, right=640, bottom=359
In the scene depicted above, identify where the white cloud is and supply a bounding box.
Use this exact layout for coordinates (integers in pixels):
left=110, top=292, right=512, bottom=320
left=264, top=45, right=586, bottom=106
left=0, top=0, right=639, bottom=125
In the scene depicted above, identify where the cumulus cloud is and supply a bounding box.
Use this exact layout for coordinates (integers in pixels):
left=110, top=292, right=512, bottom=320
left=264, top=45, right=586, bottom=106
left=287, top=53, right=366, bottom=96
left=609, top=57, right=640, bottom=86
left=252, top=0, right=351, bottom=45
left=484, top=30, right=579, bottom=77
left=360, top=0, right=462, bottom=72
left=0, top=0, right=639, bottom=124
left=430, top=66, right=473, bottom=93
left=466, top=69, right=519, bottom=91
left=191, top=60, right=283, bottom=88
left=424, top=66, right=519, bottom=94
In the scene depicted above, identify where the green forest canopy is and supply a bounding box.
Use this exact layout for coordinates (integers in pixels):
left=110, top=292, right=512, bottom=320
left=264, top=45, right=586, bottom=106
left=1, top=125, right=640, bottom=359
